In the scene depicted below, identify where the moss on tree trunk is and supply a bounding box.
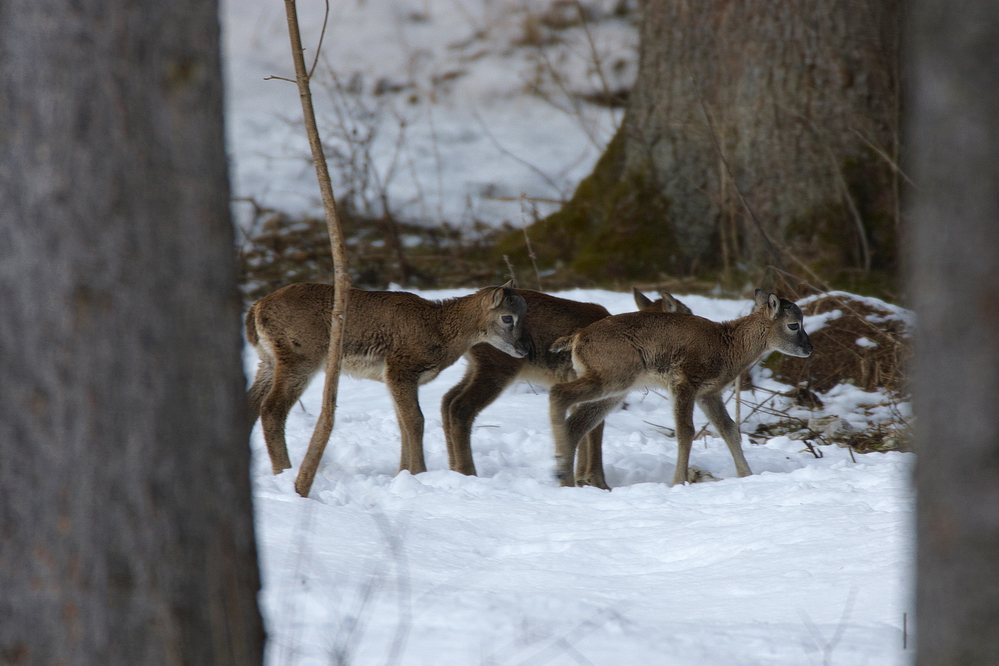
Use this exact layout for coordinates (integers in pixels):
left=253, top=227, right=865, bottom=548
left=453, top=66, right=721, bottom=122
left=497, top=128, right=686, bottom=281
left=500, top=0, right=901, bottom=297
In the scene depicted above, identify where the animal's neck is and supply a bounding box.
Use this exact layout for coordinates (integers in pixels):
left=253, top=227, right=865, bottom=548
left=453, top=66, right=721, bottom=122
left=436, top=294, right=484, bottom=352
left=724, top=314, right=771, bottom=376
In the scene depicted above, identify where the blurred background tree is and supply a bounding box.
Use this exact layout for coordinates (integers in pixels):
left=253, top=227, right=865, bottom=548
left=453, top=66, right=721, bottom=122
left=502, top=0, right=901, bottom=296
left=0, top=0, right=264, bottom=662
left=909, top=0, right=999, bottom=662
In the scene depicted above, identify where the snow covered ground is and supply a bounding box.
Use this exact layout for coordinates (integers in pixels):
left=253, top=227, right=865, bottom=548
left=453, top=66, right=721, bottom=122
left=222, top=1, right=914, bottom=662
left=220, top=0, right=632, bottom=229
left=247, top=289, right=915, bottom=666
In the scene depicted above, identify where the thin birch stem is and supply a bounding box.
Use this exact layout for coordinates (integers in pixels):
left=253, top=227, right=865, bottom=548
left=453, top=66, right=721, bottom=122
left=282, top=0, right=352, bottom=498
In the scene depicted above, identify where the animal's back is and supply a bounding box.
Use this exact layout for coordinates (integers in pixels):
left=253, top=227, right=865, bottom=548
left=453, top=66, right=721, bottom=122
left=573, top=311, right=727, bottom=384
left=520, top=290, right=607, bottom=351
left=250, top=283, right=442, bottom=381
left=580, top=310, right=719, bottom=348
left=516, top=289, right=609, bottom=384
left=250, top=283, right=336, bottom=365
left=341, top=289, right=445, bottom=381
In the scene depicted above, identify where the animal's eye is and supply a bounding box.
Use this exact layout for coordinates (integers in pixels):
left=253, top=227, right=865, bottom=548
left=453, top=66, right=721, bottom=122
left=502, top=315, right=514, bottom=324
left=788, top=323, right=800, bottom=331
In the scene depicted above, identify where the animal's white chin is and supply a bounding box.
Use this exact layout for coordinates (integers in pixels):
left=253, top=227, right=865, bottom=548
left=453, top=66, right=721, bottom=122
left=497, top=342, right=527, bottom=358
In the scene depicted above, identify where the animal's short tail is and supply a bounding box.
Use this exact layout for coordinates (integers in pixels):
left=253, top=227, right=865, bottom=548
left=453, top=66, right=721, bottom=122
left=244, top=302, right=260, bottom=348
left=550, top=334, right=576, bottom=354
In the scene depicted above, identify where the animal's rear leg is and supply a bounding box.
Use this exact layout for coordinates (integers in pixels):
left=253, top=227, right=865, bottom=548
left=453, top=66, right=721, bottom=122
left=549, top=377, right=610, bottom=487
left=670, top=390, right=697, bottom=486
left=698, top=393, right=751, bottom=477
left=576, top=421, right=605, bottom=487
left=570, top=398, right=620, bottom=489
left=441, top=359, right=516, bottom=475
left=575, top=422, right=608, bottom=490
left=259, top=366, right=311, bottom=474
left=247, top=357, right=274, bottom=428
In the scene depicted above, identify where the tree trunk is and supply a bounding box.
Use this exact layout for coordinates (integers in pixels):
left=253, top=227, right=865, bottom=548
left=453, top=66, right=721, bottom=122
left=508, top=0, right=900, bottom=293
left=0, top=1, right=265, bottom=664
left=908, top=0, right=999, bottom=662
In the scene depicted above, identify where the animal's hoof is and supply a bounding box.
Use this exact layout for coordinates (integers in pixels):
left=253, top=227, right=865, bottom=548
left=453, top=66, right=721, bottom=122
left=451, top=461, right=478, bottom=476
left=686, top=466, right=720, bottom=484
left=553, top=456, right=575, bottom=484
left=576, top=477, right=611, bottom=491
left=554, top=469, right=575, bottom=487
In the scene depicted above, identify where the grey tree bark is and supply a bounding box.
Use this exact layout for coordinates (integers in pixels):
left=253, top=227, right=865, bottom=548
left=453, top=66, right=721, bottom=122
left=513, top=0, right=900, bottom=291
left=0, top=1, right=265, bottom=664
left=908, top=0, right=999, bottom=662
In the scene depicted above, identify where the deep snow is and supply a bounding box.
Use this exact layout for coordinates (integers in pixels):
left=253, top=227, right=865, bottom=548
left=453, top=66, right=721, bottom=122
left=247, top=289, right=914, bottom=666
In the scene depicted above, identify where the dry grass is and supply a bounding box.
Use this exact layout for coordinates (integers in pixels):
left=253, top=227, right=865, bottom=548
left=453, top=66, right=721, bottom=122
left=237, top=206, right=517, bottom=305
left=764, top=292, right=912, bottom=395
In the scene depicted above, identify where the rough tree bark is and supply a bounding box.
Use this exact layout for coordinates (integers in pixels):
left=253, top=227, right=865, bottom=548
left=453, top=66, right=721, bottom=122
left=0, top=1, right=265, bottom=664
left=909, top=0, right=999, bottom=662
left=508, top=0, right=900, bottom=292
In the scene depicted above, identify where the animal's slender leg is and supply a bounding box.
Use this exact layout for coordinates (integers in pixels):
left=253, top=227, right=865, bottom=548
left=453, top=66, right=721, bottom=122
left=387, top=370, right=426, bottom=474
left=441, top=354, right=518, bottom=475
left=698, top=393, right=752, bottom=477
left=259, top=364, right=312, bottom=474
left=570, top=399, right=620, bottom=489
left=549, top=377, right=610, bottom=486
left=671, top=387, right=698, bottom=486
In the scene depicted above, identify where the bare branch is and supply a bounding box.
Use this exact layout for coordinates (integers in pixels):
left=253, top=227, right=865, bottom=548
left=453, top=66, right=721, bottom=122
left=308, top=0, right=331, bottom=81
left=281, top=0, right=352, bottom=498
left=852, top=128, right=916, bottom=187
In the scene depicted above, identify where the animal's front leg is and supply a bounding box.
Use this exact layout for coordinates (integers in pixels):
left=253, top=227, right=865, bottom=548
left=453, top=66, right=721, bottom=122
left=387, top=372, right=426, bottom=474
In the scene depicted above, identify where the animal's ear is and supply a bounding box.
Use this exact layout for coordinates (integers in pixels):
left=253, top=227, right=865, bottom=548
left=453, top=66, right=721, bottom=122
left=767, top=293, right=781, bottom=319
left=491, top=280, right=517, bottom=308
left=661, top=292, right=681, bottom=313
left=754, top=289, right=768, bottom=311
left=491, top=286, right=507, bottom=308
left=633, top=287, right=653, bottom=310
left=501, top=278, right=517, bottom=289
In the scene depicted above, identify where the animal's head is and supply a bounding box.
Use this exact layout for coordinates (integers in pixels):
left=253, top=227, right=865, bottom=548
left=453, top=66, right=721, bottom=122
left=633, top=287, right=693, bottom=315
left=754, top=289, right=813, bottom=358
left=478, top=280, right=529, bottom=358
